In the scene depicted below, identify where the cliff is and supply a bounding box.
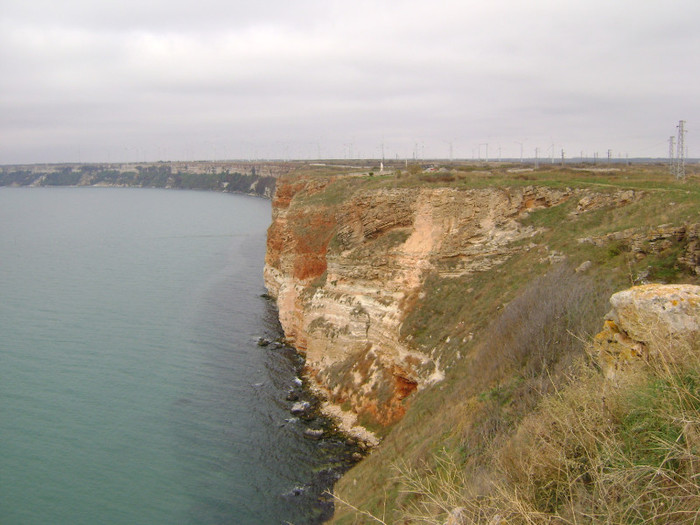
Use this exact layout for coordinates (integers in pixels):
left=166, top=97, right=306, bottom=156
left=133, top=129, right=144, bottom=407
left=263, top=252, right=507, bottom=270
left=263, top=172, right=656, bottom=439
left=0, top=161, right=283, bottom=198
left=263, top=164, right=700, bottom=522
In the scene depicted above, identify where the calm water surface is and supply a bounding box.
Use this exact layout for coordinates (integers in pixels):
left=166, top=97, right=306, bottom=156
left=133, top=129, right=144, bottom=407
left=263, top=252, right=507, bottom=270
left=0, top=187, right=345, bottom=524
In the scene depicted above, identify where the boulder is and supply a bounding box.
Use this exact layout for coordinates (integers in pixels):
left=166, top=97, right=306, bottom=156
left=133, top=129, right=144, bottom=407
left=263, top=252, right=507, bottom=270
left=609, top=284, right=700, bottom=343
left=303, top=428, right=324, bottom=440
left=290, top=401, right=311, bottom=415
left=594, top=284, right=700, bottom=380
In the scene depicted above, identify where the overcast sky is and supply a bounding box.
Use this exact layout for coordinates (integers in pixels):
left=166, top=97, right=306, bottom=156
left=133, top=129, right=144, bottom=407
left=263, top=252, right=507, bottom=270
left=1, top=0, right=698, bottom=164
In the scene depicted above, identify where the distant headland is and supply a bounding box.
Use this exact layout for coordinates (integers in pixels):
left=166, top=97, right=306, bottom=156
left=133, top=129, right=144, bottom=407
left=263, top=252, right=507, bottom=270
left=0, top=160, right=294, bottom=198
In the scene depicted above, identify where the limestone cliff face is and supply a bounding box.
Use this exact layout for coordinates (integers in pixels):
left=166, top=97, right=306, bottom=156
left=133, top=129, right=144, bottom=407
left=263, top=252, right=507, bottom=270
left=263, top=176, right=640, bottom=437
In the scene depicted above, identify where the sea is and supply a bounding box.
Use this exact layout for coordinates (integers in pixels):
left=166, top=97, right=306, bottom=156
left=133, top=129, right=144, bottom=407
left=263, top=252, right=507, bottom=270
left=0, top=187, right=355, bottom=524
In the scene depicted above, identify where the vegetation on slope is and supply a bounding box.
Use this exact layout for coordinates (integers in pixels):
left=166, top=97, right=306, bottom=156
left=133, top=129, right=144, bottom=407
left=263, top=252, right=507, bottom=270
left=394, top=346, right=700, bottom=524
left=327, top=162, right=700, bottom=523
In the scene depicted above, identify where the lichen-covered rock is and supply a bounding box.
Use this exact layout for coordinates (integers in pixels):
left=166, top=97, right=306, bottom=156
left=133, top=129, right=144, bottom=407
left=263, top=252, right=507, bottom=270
left=594, top=284, right=700, bottom=380
left=610, top=284, right=700, bottom=339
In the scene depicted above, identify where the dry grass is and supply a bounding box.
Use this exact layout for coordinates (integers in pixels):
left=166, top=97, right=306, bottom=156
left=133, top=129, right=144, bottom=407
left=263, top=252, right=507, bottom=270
left=387, top=328, right=700, bottom=524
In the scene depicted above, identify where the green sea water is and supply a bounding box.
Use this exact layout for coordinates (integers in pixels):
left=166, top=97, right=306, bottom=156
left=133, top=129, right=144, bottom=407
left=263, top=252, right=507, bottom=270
left=0, top=187, right=345, bottom=524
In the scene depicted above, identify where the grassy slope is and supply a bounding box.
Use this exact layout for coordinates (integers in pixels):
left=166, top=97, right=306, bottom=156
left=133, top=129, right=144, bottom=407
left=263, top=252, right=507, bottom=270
left=321, top=163, right=700, bottom=523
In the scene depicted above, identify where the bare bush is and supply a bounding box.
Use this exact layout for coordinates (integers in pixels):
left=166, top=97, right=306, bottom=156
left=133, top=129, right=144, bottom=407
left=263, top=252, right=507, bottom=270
left=478, top=263, right=607, bottom=382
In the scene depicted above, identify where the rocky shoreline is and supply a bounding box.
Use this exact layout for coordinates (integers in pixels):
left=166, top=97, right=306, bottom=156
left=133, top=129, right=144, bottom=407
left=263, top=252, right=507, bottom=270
left=258, top=302, right=369, bottom=523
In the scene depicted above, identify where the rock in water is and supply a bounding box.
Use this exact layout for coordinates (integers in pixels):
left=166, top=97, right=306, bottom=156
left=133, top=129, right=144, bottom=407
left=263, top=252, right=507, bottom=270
left=291, top=401, right=311, bottom=415
left=303, top=428, right=324, bottom=440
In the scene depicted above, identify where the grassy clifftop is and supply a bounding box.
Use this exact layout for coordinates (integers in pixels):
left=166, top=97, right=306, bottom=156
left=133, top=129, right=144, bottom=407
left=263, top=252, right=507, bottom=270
left=298, top=162, right=700, bottom=523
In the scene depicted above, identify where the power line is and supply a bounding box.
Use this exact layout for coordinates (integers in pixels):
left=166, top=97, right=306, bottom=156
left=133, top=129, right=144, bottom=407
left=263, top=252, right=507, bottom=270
left=515, top=141, right=524, bottom=163
left=669, top=135, right=675, bottom=175
left=478, top=143, right=489, bottom=162
left=676, top=120, right=686, bottom=179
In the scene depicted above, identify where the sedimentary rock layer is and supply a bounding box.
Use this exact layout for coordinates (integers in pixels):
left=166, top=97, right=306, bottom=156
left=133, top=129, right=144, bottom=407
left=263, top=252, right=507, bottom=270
left=264, top=175, right=644, bottom=438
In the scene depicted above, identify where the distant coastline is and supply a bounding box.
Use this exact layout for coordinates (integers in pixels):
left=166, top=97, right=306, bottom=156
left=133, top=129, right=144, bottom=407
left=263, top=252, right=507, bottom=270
left=0, top=160, right=293, bottom=199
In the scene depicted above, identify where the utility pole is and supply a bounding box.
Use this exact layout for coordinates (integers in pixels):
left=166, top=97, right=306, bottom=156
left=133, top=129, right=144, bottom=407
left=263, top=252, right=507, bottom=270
left=669, top=135, right=676, bottom=175
left=534, top=147, right=539, bottom=169
left=561, top=149, right=565, bottom=167
left=443, top=141, right=453, bottom=161
left=607, top=149, right=612, bottom=165
left=676, top=120, right=686, bottom=179
left=515, top=141, right=524, bottom=163
left=479, top=143, right=489, bottom=162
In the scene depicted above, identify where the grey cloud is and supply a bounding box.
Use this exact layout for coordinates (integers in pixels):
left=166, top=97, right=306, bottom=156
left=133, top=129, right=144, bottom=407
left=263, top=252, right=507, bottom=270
left=1, top=0, right=699, bottom=164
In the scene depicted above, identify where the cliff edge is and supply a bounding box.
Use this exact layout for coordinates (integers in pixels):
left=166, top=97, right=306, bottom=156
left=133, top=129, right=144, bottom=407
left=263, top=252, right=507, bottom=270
left=261, top=163, right=700, bottom=523
left=263, top=171, right=654, bottom=441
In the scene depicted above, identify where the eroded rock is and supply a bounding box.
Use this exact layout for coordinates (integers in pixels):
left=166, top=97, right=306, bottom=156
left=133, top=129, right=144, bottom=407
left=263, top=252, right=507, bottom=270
left=264, top=175, right=650, bottom=436
left=594, top=284, right=700, bottom=380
